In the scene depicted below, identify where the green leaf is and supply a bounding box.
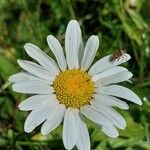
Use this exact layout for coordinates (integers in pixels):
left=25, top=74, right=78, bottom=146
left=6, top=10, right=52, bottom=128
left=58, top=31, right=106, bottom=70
left=127, top=10, right=148, bottom=30
left=120, top=112, right=145, bottom=138
left=95, top=140, right=107, bottom=150
left=123, top=22, right=142, bottom=46
left=0, top=54, right=18, bottom=81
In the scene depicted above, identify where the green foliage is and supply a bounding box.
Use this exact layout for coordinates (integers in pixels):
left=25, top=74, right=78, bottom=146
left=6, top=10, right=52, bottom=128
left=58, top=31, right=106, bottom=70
left=0, top=0, right=150, bottom=149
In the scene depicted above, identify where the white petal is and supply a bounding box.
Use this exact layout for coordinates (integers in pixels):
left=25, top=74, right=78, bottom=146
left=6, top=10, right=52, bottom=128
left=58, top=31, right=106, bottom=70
left=94, top=94, right=129, bottom=110
left=127, top=80, right=133, bottom=84
left=76, top=114, right=90, bottom=150
left=80, top=105, right=110, bottom=126
left=101, top=124, right=119, bottom=138
left=89, top=53, right=131, bottom=75
left=8, top=72, right=53, bottom=84
left=41, top=104, right=66, bottom=135
left=95, top=71, right=133, bottom=86
left=98, top=85, right=142, bottom=105
left=92, top=66, right=128, bottom=82
left=65, top=20, right=82, bottom=69
left=24, top=43, right=59, bottom=74
left=78, top=36, right=84, bottom=66
left=47, top=35, right=67, bottom=71
left=18, top=94, right=58, bottom=111
left=81, top=35, right=99, bottom=71
left=9, top=72, right=29, bottom=82
left=63, top=108, right=79, bottom=150
left=12, top=80, right=54, bottom=94
left=24, top=102, right=58, bottom=133
left=91, top=101, right=127, bottom=129
left=18, top=60, right=55, bottom=81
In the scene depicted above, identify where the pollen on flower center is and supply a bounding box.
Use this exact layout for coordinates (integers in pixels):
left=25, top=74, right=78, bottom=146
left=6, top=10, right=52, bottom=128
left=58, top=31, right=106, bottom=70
left=53, top=69, right=95, bottom=108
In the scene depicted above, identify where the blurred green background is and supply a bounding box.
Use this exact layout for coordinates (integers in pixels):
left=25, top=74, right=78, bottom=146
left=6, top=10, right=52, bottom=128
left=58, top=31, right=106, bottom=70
left=0, top=0, right=150, bottom=149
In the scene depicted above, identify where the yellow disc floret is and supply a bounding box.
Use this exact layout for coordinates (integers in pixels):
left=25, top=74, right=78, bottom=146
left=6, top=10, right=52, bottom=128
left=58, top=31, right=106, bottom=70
left=54, top=69, right=95, bottom=108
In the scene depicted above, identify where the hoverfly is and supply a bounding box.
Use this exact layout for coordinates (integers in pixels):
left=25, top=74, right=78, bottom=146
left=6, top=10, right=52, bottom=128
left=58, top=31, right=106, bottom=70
left=109, top=49, right=127, bottom=63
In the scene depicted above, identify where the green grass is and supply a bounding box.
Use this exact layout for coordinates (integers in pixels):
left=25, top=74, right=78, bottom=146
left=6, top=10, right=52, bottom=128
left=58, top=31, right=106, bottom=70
left=0, top=0, right=150, bottom=149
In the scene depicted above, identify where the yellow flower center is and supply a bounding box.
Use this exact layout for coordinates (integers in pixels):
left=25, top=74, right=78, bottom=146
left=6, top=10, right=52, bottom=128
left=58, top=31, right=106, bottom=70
left=54, top=69, right=95, bottom=108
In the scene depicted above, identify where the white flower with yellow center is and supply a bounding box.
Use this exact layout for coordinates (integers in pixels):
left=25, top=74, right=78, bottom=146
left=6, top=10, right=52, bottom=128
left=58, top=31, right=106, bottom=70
left=9, top=20, right=142, bottom=150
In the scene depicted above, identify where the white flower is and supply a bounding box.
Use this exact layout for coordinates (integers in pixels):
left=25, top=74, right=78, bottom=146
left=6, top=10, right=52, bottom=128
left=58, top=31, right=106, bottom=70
left=9, top=20, right=142, bottom=150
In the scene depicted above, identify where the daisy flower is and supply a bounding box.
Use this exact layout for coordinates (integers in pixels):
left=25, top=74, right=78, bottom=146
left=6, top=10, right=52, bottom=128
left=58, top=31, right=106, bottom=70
left=9, top=20, right=142, bottom=150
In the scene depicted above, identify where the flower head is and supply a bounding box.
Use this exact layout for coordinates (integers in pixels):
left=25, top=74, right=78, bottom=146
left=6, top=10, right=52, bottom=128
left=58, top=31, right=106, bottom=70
left=9, top=20, right=142, bottom=150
